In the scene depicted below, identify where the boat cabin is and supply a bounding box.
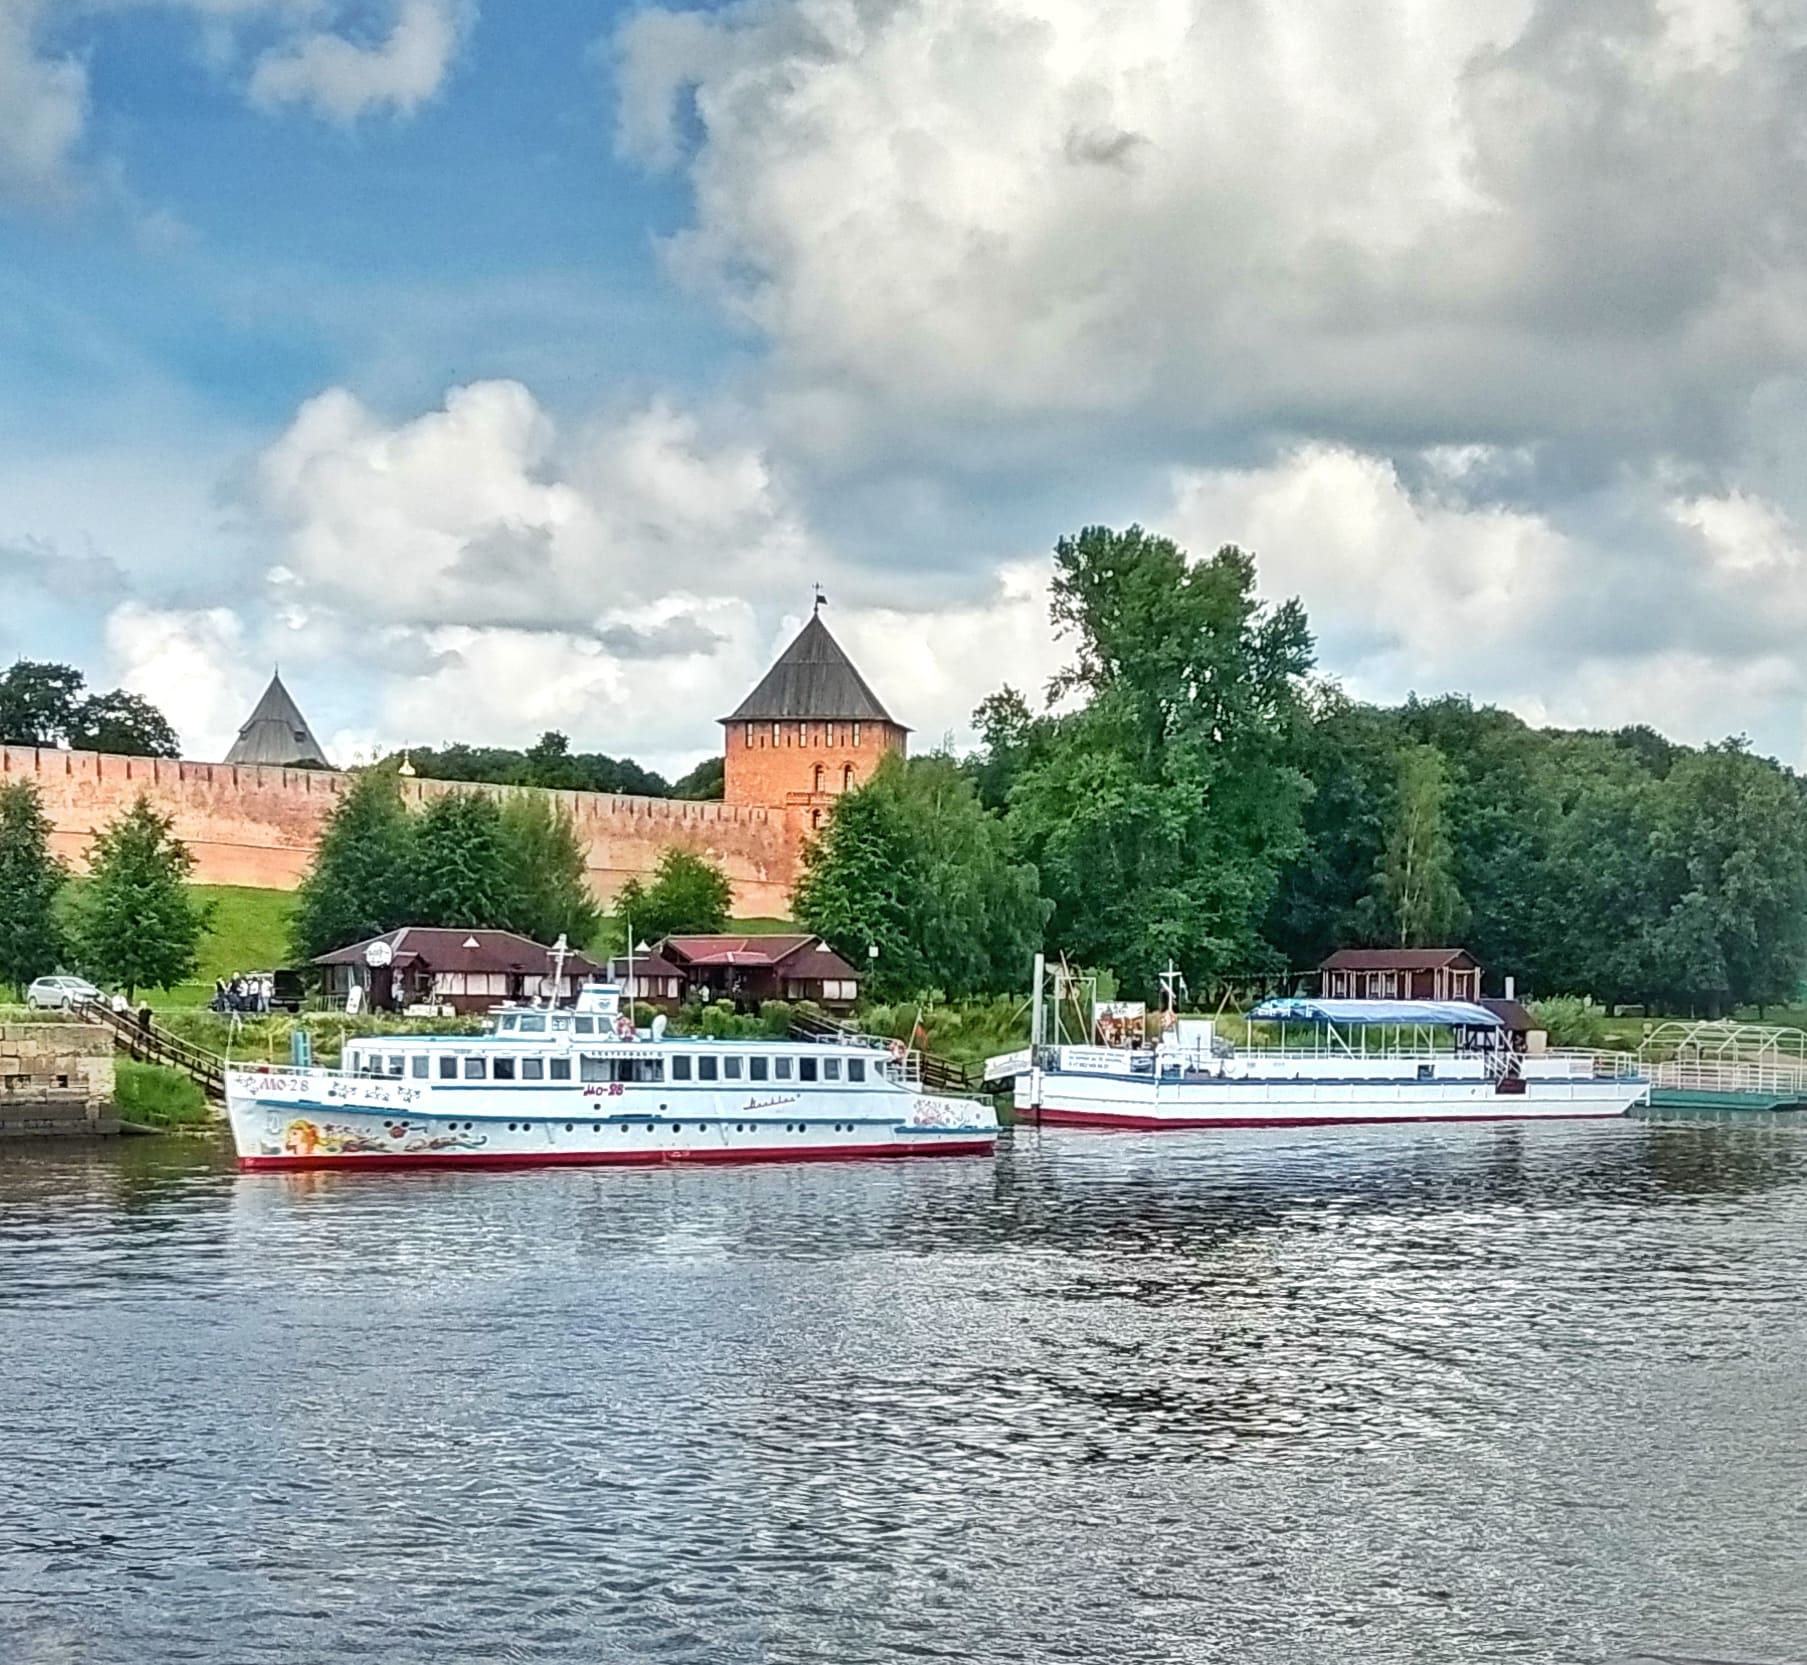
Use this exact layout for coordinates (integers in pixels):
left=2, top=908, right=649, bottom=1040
left=338, top=985, right=906, bottom=1090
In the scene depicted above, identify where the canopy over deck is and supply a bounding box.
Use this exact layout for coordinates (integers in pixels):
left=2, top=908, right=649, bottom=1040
left=1247, top=997, right=1503, bottom=1029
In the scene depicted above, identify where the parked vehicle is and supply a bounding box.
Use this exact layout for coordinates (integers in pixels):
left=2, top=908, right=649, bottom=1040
left=26, top=975, right=102, bottom=1010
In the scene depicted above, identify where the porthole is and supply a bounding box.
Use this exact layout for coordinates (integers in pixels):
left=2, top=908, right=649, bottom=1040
left=565, top=1123, right=574, bottom=1132
left=593, top=1123, right=602, bottom=1132
left=506, top=1122, right=516, bottom=1132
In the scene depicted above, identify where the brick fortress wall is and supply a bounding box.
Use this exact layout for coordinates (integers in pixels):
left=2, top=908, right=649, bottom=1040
left=1, top=745, right=800, bottom=918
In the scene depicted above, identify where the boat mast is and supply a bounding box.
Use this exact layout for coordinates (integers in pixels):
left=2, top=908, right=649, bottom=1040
left=546, top=933, right=569, bottom=1009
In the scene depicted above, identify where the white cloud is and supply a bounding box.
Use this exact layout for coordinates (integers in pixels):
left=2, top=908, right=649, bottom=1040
left=0, top=0, right=86, bottom=202
left=104, top=601, right=261, bottom=761
left=256, top=379, right=819, bottom=632
left=0, top=0, right=469, bottom=198
left=249, top=0, right=470, bottom=122
left=615, top=0, right=1807, bottom=465
left=1165, top=444, right=1807, bottom=755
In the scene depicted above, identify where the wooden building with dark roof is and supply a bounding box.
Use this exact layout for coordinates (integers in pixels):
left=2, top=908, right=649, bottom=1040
left=1318, top=947, right=1482, bottom=1003
left=656, top=933, right=863, bottom=1011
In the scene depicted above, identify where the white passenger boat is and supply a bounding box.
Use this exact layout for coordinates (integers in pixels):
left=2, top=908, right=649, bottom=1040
left=226, top=983, right=997, bottom=1172
left=1004, top=997, right=1648, bottom=1129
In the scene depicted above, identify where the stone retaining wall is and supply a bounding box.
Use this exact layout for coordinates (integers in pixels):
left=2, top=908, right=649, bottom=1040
left=0, top=1023, right=118, bottom=1138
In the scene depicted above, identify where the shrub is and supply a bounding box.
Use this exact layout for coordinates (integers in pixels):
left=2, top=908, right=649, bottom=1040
left=1529, top=995, right=1609, bottom=1049
left=114, top=1060, right=209, bottom=1128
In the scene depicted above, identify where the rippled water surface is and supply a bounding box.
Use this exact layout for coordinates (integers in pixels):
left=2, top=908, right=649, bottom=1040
left=5, top=1120, right=1807, bottom=1664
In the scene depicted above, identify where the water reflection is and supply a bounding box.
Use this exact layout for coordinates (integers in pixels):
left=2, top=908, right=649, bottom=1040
left=3, top=1121, right=1807, bottom=1663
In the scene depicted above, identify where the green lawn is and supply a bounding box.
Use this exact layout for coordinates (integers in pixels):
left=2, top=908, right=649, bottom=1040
left=159, top=885, right=300, bottom=1008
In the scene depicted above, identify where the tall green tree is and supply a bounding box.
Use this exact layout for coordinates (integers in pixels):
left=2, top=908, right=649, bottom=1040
left=1002, top=527, right=1314, bottom=995
left=291, top=769, right=417, bottom=958
left=0, top=779, right=65, bottom=996
left=670, top=755, right=725, bottom=800
left=0, top=661, right=86, bottom=747
left=795, top=752, right=1047, bottom=998
left=1371, top=743, right=1467, bottom=945
left=67, top=795, right=206, bottom=1000
left=0, top=661, right=181, bottom=755
left=1265, top=688, right=1400, bottom=966
left=68, top=690, right=180, bottom=757
left=501, top=792, right=602, bottom=947
left=614, top=848, right=733, bottom=946
left=410, top=791, right=512, bottom=927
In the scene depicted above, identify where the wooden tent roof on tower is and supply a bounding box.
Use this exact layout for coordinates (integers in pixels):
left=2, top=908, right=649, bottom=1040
left=723, top=614, right=906, bottom=728
left=224, top=672, right=331, bottom=768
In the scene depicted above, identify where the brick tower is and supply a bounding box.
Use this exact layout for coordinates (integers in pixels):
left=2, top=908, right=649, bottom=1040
left=721, top=609, right=908, bottom=827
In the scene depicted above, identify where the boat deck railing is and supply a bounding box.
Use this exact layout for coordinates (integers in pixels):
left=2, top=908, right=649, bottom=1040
left=1643, top=1056, right=1807, bottom=1099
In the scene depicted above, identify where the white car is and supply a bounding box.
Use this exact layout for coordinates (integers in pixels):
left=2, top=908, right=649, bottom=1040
left=26, top=975, right=102, bottom=1010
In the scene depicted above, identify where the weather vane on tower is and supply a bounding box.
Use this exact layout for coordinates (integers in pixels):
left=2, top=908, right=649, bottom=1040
left=813, top=583, right=828, bottom=615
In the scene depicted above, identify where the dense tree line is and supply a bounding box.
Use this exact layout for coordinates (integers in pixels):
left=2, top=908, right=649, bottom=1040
left=382, top=731, right=723, bottom=800
left=800, top=524, right=1807, bottom=1015
left=291, top=772, right=605, bottom=959
left=0, top=660, right=179, bottom=756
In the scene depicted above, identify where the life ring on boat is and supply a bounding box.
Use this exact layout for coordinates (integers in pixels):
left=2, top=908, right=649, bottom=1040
left=614, top=1014, right=635, bottom=1040
left=888, top=1039, right=907, bottom=1061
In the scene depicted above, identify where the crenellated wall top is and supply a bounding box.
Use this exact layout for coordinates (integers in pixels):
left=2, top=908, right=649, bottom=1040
left=0, top=745, right=771, bottom=825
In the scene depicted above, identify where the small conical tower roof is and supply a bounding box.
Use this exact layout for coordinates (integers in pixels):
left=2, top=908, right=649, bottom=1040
left=723, top=613, right=903, bottom=727
left=224, top=671, right=331, bottom=767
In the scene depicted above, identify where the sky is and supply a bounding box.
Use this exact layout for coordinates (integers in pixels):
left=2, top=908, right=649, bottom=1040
left=7, top=0, right=1807, bottom=779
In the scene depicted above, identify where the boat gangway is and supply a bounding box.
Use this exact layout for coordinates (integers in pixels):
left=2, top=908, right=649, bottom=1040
left=1636, top=1021, right=1807, bottom=1112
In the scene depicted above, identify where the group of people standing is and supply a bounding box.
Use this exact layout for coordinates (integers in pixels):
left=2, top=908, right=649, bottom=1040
left=211, top=974, right=275, bottom=1015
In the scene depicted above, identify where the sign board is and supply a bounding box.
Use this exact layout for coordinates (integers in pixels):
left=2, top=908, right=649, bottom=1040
left=344, top=983, right=364, bottom=1016
left=364, top=940, right=395, bottom=969
left=1093, top=1001, right=1147, bottom=1047
left=983, top=1047, right=1033, bottom=1082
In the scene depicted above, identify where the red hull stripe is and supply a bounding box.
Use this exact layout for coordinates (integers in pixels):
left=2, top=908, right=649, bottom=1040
left=1026, top=1107, right=1628, bottom=1130
left=237, top=1139, right=996, bottom=1172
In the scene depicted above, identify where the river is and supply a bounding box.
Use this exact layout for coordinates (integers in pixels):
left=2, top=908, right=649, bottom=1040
left=3, top=1119, right=1806, bottom=1664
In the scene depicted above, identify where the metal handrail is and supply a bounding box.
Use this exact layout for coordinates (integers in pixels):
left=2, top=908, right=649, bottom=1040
left=74, top=1001, right=227, bottom=1099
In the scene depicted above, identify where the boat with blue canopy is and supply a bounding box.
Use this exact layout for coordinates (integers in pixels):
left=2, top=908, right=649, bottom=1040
left=1004, top=978, right=1647, bottom=1131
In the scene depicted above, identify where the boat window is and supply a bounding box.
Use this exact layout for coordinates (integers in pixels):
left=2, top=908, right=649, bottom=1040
left=494, top=1057, right=517, bottom=1081
left=574, top=1016, right=595, bottom=1035
left=386, top=1054, right=405, bottom=1077
left=672, top=1056, right=692, bottom=1081
left=848, top=1058, right=865, bottom=1083
left=523, top=1058, right=545, bottom=1081
left=549, top=1058, right=571, bottom=1082
left=438, top=1055, right=457, bottom=1080
left=616, top=1058, right=664, bottom=1083
left=698, top=1056, right=719, bottom=1082
left=581, top=1055, right=607, bottom=1083
left=774, top=1057, right=792, bottom=1080
left=411, top=1056, right=429, bottom=1079
left=463, top=1057, right=486, bottom=1080
left=518, top=1014, right=546, bottom=1033
left=823, top=1058, right=841, bottom=1081
left=749, top=1056, right=769, bottom=1082
left=552, top=1016, right=572, bottom=1032
left=498, top=1015, right=517, bottom=1032
left=798, top=1056, right=818, bottom=1083
left=723, top=1056, right=742, bottom=1079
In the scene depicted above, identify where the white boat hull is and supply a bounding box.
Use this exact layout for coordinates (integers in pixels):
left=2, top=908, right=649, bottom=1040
left=227, top=1069, right=996, bottom=1171
left=1017, top=1059, right=1647, bottom=1129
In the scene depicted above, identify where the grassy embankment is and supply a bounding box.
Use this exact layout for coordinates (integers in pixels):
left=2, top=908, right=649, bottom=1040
left=113, top=1059, right=211, bottom=1128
